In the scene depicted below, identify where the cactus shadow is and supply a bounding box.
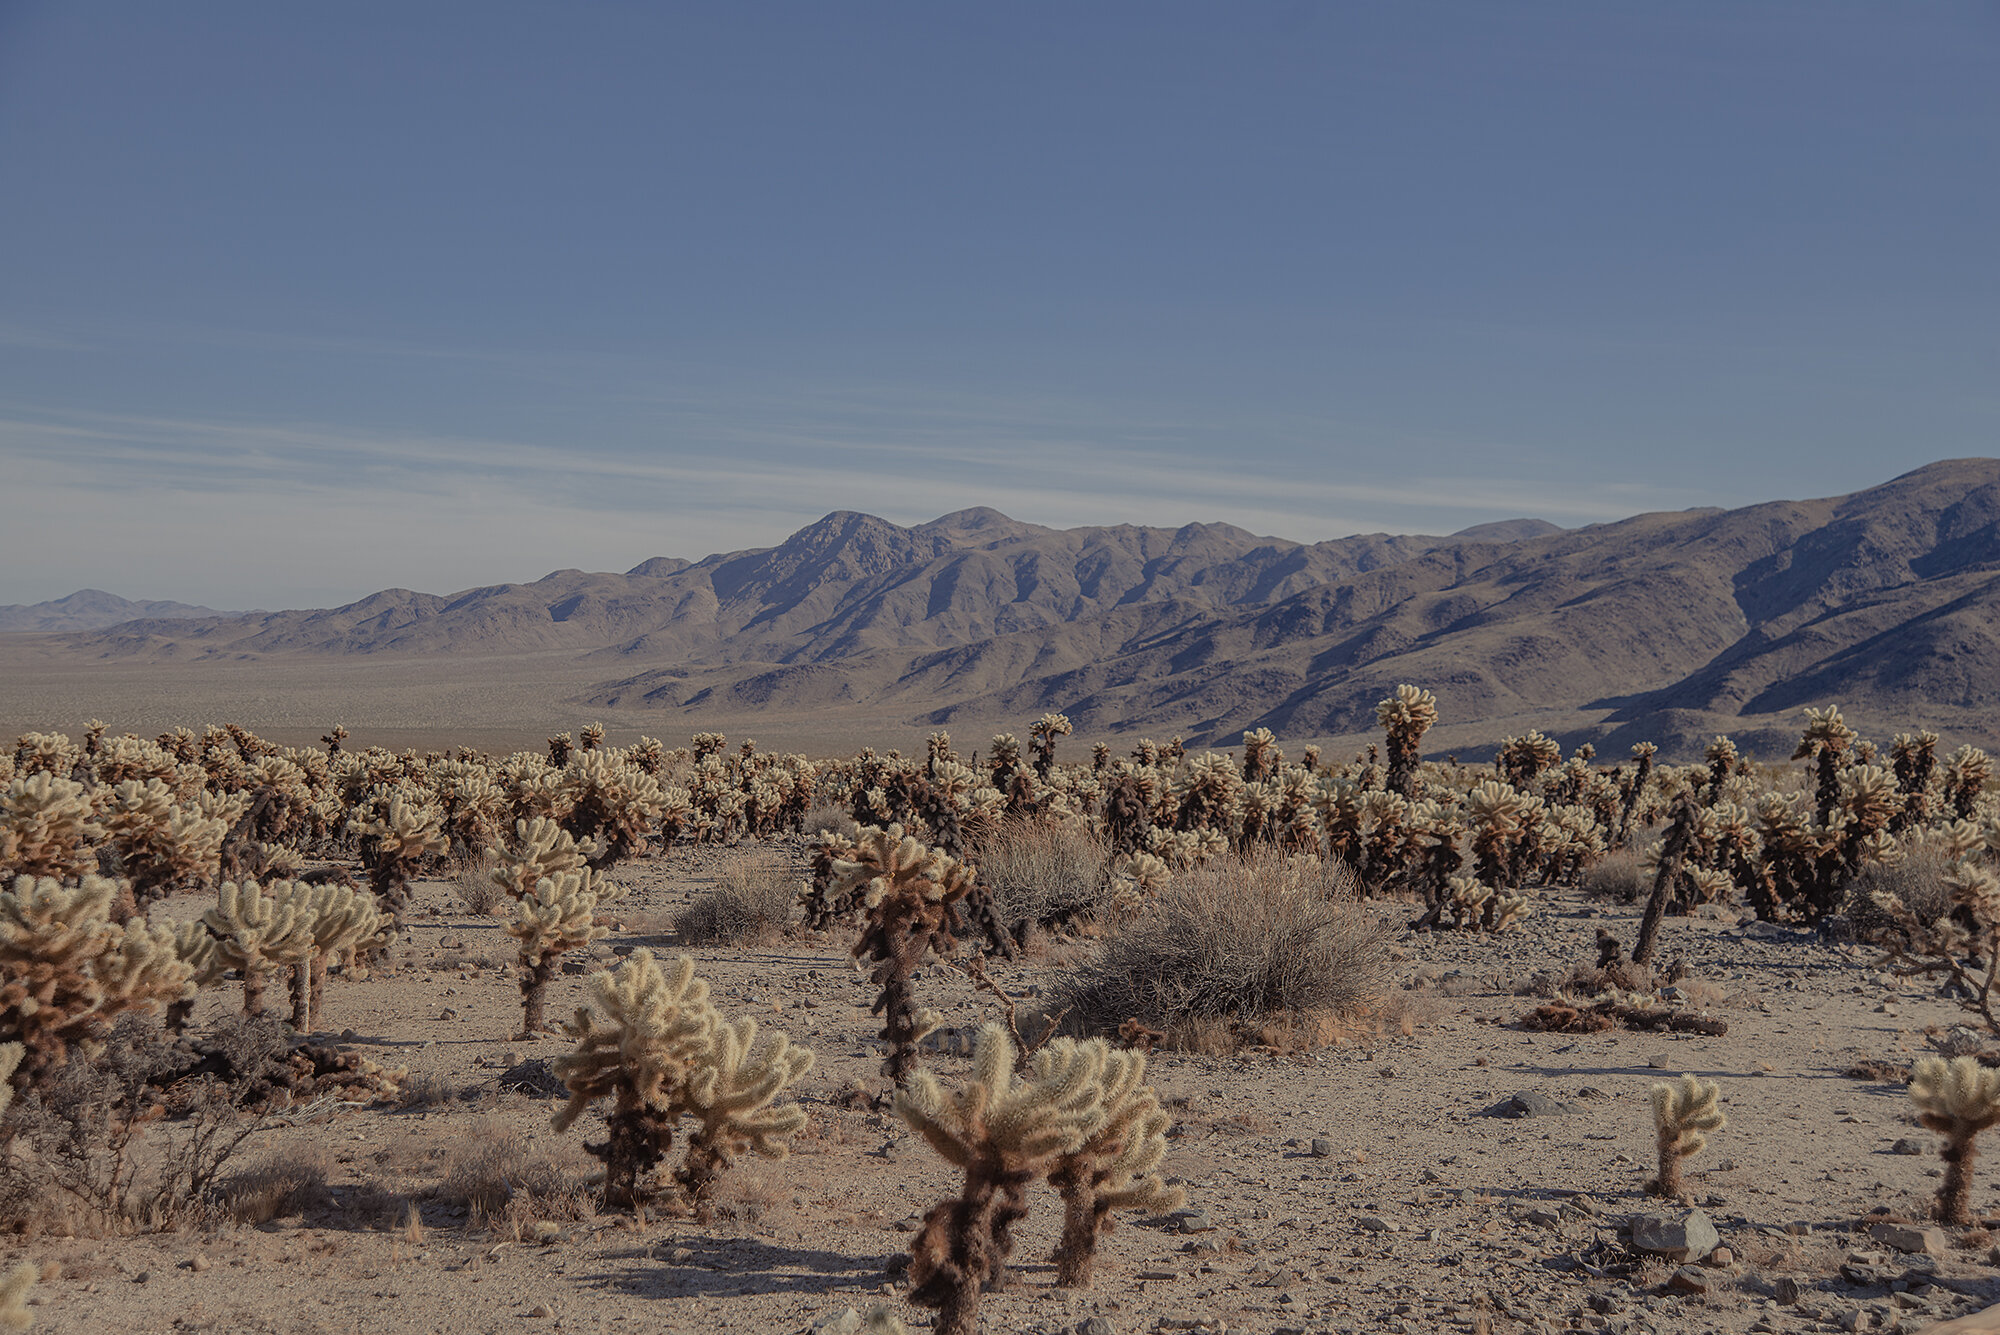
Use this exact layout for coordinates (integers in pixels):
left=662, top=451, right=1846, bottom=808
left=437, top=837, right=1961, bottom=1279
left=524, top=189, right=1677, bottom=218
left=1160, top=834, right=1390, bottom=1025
left=584, top=1236, right=899, bottom=1299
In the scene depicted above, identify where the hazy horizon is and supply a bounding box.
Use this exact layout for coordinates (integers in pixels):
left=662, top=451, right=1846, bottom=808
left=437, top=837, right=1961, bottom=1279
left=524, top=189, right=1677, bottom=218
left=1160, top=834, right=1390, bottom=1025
left=3, top=3, right=1994, bottom=607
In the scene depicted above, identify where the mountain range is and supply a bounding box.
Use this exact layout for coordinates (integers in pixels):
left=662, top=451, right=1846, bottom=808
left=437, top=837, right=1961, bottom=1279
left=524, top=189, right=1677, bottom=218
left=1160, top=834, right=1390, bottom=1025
left=16, top=459, right=1999, bottom=757
left=0, top=589, right=241, bottom=634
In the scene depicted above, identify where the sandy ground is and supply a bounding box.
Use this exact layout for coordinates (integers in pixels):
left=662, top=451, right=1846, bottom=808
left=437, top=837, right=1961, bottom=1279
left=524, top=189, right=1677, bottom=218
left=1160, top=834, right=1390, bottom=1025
left=0, top=635, right=1632, bottom=761
left=7, top=842, right=1998, bottom=1335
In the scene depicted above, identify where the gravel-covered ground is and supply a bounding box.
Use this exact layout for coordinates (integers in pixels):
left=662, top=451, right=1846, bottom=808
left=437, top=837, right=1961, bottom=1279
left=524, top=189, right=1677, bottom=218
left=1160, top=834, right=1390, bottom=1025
left=11, top=842, right=1998, bottom=1335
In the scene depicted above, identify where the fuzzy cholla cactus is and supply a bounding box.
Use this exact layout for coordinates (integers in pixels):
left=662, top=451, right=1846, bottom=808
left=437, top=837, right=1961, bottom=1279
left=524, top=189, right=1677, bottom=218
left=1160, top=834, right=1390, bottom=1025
left=507, top=868, right=613, bottom=1036
left=1376, top=685, right=1438, bottom=800
left=0, top=875, right=195, bottom=1076
left=1442, top=874, right=1530, bottom=932
left=552, top=950, right=719, bottom=1206
left=99, top=777, right=229, bottom=910
left=1048, top=1040, right=1183, bottom=1288
left=0, top=772, right=100, bottom=880
left=350, top=794, right=447, bottom=924
left=827, top=824, right=977, bottom=1081
left=1909, top=1056, right=2000, bottom=1224
left=1649, top=1074, right=1725, bottom=1197
left=293, top=882, right=386, bottom=1032
left=675, top=1015, right=814, bottom=1204
left=896, top=1024, right=1122, bottom=1335
left=203, top=879, right=318, bottom=1017
left=489, top=816, right=588, bottom=901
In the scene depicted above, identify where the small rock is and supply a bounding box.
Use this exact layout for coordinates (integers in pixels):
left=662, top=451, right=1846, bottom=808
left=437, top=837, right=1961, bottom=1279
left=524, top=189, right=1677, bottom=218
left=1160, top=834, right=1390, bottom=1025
left=1704, top=1246, right=1734, bottom=1268
left=1484, top=1090, right=1574, bottom=1118
left=1666, top=1265, right=1711, bottom=1294
left=1077, top=1320, right=1116, bottom=1335
left=1868, top=1222, right=1946, bottom=1256
left=132, top=1271, right=149, bottom=1284
left=527, top=1305, right=553, bottom=1319
left=1772, top=1276, right=1801, bottom=1305
left=561, top=961, right=588, bottom=975
left=1646, top=1053, right=1672, bottom=1070
left=1524, top=1208, right=1561, bottom=1228
left=188, top=1256, right=210, bottom=1273
left=1889, top=1138, right=1925, bottom=1156
left=1309, top=1138, right=1334, bottom=1158
left=1172, top=1210, right=1214, bottom=1234
left=809, top=1309, right=863, bottom=1335
left=1587, top=1294, right=1624, bottom=1315
left=1629, top=1209, right=1720, bottom=1263
left=1356, top=1215, right=1395, bottom=1233
left=1138, top=1270, right=1181, bottom=1281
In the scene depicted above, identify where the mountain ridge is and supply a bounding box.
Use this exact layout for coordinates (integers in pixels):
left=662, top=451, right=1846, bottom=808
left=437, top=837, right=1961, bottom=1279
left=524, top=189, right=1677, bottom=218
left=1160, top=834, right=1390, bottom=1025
left=23, top=459, right=2000, bottom=754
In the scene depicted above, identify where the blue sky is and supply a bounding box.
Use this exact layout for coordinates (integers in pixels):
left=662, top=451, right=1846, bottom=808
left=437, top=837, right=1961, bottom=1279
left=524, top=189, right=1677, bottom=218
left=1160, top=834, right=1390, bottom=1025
left=1, top=2, right=1994, bottom=608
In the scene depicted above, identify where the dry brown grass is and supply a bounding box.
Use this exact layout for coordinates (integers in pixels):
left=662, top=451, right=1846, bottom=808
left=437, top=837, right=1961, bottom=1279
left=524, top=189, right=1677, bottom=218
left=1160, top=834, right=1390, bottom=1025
left=436, top=1121, right=595, bottom=1226
left=676, top=858, right=796, bottom=946
left=220, top=1146, right=333, bottom=1224
left=1581, top=848, right=1646, bottom=902
left=452, top=859, right=507, bottom=916
left=1053, top=849, right=1390, bottom=1049
left=973, top=816, right=1111, bottom=930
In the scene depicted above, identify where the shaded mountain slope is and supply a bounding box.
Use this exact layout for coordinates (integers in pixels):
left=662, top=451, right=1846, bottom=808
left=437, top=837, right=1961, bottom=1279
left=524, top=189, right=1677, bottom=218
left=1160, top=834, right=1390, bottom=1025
left=37, top=460, right=2000, bottom=754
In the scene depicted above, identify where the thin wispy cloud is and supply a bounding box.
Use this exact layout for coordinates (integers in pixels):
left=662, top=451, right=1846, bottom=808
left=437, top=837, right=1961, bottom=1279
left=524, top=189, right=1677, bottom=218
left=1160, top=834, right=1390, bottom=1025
left=0, top=397, right=1701, bottom=608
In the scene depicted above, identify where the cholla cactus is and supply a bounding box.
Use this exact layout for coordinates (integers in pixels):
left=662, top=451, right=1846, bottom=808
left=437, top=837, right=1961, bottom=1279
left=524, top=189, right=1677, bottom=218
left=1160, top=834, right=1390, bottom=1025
left=1, top=772, right=100, bottom=881
left=1910, top=1055, right=2000, bottom=1224
left=1028, top=714, right=1072, bottom=780
left=0, top=1041, right=19, bottom=1113
left=1376, top=686, right=1438, bottom=800
left=350, top=794, right=447, bottom=924
left=1441, top=874, right=1530, bottom=932
left=1649, top=1074, right=1725, bottom=1197
left=552, top=950, right=718, bottom=1206
left=826, top=824, right=977, bottom=1081
left=560, top=751, right=665, bottom=868
left=98, top=778, right=229, bottom=910
left=293, top=882, right=386, bottom=1032
left=507, top=868, right=613, bottom=1036
left=0, top=875, right=195, bottom=1075
left=489, top=816, right=589, bottom=901
left=1048, top=1040, right=1183, bottom=1287
left=675, top=1014, right=814, bottom=1204
left=895, top=1025, right=1120, bottom=1335
left=203, top=879, right=318, bottom=1017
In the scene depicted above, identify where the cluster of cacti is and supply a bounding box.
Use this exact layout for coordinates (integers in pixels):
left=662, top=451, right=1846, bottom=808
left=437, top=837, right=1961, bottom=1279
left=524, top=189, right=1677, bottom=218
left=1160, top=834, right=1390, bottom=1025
left=550, top=950, right=812, bottom=1208
left=200, top=877, right=386, bottom=1029
left=896, top=1024, right=1179, bottom=1335
left=0, top=875, right=195, bottom=1079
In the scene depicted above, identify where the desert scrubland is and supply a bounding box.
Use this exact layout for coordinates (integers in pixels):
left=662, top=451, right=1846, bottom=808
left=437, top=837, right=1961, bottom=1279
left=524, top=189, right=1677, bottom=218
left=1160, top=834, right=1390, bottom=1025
left=0, top=693, right=1997, bottom=1335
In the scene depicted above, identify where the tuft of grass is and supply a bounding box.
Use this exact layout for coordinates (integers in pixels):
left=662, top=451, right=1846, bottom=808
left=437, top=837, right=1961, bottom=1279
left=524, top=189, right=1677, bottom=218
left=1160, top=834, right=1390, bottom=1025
left=1580, top=848, right=1645, bottom=902
left=453, top=860, right=507, bottom=916
left=221, top=1147, right=333, bottom=1224
left=973, top=817, right=1111, bottom=930
left=400, top=1072, right=457, bottom=1110
left=1846, top=845, right=1957, bottom=934
left=804, top=805, right=859, bottom=842
left=437, top=1121, right=595, bottom=1225
left=1053, top=849, right=1389, bottom=1049
left=676, top=858, right=796, bottom=946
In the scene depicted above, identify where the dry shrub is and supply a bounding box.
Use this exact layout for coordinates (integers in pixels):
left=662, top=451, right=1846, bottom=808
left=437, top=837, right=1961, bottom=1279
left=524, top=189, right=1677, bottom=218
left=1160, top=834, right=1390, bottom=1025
left=453, top=860, right=507, bottom=916
left=0, top=1017, right=267, bottom=1234
left=676, top=858, right=795, bottom=946
left=974, top=817, right=1111, bottom=930
left=438, top=1121, right=594, bottom=1224
left=1053, top=850, right=1389, bottom=1049
left=1581, top=848, right=1645, bottom=902
left=221, top=1146, right=332, bottom=1224
left=805, top=805, right=859, bottom=842
left=1846, top=845, right=1957, bottom=934
left=400, top=1072, right=457, bottom=1110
